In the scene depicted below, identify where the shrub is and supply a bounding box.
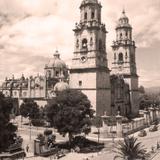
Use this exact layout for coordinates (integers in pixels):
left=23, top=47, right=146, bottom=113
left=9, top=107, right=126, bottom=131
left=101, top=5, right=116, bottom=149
left=44, top=129, right=53, bottom=136
left=31, top=119, right=45, bottom=127
left=36, top=134, right=45, bottom=145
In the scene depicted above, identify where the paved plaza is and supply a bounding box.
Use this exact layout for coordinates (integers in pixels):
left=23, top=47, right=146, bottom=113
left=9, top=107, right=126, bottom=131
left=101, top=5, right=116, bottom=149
left=16, top=121, right=160, bottom=160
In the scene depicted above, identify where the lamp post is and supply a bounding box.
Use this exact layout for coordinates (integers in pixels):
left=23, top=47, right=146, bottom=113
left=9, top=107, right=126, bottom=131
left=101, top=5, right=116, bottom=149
left=27, top=113, right=32, bottom=141
left=29, top=118, right=31, bottom=140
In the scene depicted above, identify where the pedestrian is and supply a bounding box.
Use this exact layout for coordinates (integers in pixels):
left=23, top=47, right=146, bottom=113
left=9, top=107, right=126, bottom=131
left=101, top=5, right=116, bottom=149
left=26, top=144, right=29, bottom=152
left=157, top=141, right=160, bottom=149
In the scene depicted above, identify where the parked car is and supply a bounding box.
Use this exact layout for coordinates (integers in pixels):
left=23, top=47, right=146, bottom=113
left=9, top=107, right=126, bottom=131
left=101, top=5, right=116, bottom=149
left=149, top=125, right=158, bottom=132
left=138, top=130, right=147, bottom=137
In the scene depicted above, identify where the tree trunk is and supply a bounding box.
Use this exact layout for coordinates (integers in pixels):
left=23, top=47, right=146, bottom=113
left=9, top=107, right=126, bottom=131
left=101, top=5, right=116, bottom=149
left=68, top=133, right=73, bottom=147
left=97, top=128, right=100, bottom=143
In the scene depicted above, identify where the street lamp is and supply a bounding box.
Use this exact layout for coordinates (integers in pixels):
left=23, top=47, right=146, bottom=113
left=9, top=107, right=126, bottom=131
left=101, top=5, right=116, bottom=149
left=29, top=118, right=31, bottom=140
left=27, top=113, right=32, bottom=141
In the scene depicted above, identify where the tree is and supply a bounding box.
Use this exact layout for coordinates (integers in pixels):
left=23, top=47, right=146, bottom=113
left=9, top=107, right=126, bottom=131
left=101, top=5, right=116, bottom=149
left=0, top=92, right=17, bottom=153
left=139, top=86, right=145, bottom=94
left=20, top=99, right=40, bottom=119
left=92, top=116, right=103, bottom=143
left=113, top=136, right=149, bottom=160
left=46, top=89, right=94, bottom=144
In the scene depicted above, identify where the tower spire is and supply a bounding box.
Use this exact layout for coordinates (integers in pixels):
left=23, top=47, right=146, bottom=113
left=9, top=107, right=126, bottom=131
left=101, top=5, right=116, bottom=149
left=122, top=5, right=125, bottom=14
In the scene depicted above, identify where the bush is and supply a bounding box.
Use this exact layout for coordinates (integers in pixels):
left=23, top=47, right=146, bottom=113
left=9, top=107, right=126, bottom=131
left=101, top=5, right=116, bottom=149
left=153, top=120, right=159, bottom=125
left=54, top=136, right=104, bottom=153
left=149, top=125, right=158, bottom=132
left=31, top=119, right=45, bottom=127
left=138, top=130, right=147, bottom=137
left=72, top=136, right=104, bottom=152
left=44, top=129, right=53, bottom=136
left=37, top=133, right=45, bottom=145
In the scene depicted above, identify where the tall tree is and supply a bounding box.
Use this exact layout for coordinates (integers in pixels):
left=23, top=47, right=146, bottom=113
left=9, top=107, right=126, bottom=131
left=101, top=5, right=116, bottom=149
left=113, top=136, right=149, bottom=160
left=20, top=99, right=40, bottom=119
left=0, top=92, right=17, bottom=153
left=92, top=116, right=103, bottom=143
left=46, top=89, right=94, bottom=144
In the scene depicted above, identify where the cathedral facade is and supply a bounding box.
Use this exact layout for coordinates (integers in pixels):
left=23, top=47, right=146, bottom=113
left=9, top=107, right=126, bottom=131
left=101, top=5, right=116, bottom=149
left=0, top=0, right=139, bottom=117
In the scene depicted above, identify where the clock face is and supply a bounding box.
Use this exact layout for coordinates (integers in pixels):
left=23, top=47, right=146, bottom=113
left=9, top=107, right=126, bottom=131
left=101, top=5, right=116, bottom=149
left=80, top=56, right=87, bottom=63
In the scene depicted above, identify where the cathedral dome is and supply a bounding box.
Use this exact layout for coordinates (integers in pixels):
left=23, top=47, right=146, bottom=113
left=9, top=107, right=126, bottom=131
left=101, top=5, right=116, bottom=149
left=47, top=50, right=67, bottom=69
left=54, top=81, right=70, bottom=92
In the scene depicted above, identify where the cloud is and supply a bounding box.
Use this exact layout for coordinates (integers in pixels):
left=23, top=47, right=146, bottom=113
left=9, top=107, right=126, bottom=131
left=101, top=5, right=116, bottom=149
left=0, top=0, right=159, bottom=88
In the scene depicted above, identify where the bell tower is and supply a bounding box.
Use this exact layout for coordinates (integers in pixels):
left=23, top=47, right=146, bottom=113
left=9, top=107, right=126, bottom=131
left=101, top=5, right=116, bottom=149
left=70, top=0, right=111, bottom=116
left=111, top=10, right=139, bottom=116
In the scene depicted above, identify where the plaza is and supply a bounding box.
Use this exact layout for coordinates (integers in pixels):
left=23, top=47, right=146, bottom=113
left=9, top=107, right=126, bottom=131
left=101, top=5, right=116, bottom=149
left=16, top=116, right=160, bottom=160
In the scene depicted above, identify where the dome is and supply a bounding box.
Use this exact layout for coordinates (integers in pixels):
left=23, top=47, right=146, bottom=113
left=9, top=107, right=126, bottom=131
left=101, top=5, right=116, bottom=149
left=120, top=10, right=129, bottom=20
left=54, top=81, right=69, bottom=92
left=80, top=0, right=98, bottom=7
left=116, top=10, right=131, bottom=28
left=46, top=50, right=66, bottom=69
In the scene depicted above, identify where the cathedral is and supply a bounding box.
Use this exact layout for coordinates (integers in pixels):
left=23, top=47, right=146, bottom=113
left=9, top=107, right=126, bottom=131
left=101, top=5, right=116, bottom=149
left=0, top=0, right=140, bottom=117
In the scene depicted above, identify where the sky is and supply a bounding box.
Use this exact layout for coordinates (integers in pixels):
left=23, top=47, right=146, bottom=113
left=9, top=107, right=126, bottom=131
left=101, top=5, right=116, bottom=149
left=0, top=0, right=159, bottom=88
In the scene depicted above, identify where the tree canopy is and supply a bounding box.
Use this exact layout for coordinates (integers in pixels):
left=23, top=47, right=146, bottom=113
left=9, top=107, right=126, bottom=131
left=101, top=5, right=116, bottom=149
left=0, top=92, right=17, bottom=153
left=139, top=86, right=145, bottom=94
left=46, top=89, right=94, bottom=142
left=20, top=99, right=40, bottom=119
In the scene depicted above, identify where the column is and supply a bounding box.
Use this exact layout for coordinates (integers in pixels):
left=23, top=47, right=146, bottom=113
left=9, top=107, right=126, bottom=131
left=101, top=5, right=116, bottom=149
left=116, top=112, right=123, bottom=138
left=143, top=111, right=149, bottom=126
left=153, top=108, right=156, bottom=121
left=149, top=107, right=154, bottom=123
left=155, top=108, right=160, bottom=121
left=102, top=115, right=109, bottom=134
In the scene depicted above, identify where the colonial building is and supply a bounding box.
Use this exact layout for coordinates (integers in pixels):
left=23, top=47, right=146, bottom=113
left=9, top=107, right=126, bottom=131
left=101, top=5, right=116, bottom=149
left=0, top=0, right=140, bottom=117
left=111, top=10, right=139, bottom=115
left=0, top=51, right=69, bottom=102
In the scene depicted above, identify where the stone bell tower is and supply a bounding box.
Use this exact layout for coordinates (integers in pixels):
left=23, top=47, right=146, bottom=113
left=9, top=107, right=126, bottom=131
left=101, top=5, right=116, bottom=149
left=111, top=10, right=139, bottom=116
left=70, top=0, right=111, bottom=116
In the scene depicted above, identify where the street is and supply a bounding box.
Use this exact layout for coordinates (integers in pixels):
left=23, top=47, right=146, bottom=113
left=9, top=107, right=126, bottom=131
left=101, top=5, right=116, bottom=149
left=16, top=119, right=160, bottom=160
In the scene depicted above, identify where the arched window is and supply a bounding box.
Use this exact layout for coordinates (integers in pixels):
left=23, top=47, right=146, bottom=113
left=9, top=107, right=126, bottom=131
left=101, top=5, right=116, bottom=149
left=90, top=37, right=93, bottom=46
left=47, top=70, right=51, bottom=78
left=114, top=53, right=116, bottom=60
left=125, top=52, right=128, bottom=59
left=76, top=39, right=79, bottom=48
left=82, top=39, right=88, bottom=49
left=120, top=33, right=122, bottom=39
left=126, top=31, right=128, bottom=37
left=91, top=11, right=95, bottom=19
left=56, top=71, right=59, bottom=77
left=99, top=39, right=102, bottom=50
left=118, top=106, right=121, bottom=113
left=79, top=81, right=82, bottom=87
left=84, top=12, right=87, bottom=20
left=118, top=53, right=123, bottom=62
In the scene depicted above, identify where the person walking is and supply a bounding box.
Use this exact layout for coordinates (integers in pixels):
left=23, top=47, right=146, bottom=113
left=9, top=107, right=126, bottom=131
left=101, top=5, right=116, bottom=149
left=26, top=144, right=29, bottom=152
